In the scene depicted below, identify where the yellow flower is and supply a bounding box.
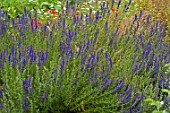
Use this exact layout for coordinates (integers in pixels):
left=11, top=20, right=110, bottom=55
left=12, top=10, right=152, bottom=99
left=139, top=2, right=144, bottom=7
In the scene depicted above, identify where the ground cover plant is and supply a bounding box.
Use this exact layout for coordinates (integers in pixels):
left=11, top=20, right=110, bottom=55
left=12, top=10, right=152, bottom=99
left=0, top=0, right=170, bottom=113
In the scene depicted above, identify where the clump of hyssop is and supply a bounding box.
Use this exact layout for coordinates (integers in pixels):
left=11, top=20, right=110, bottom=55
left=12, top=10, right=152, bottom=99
left=0, top=1, right=169, bottom=113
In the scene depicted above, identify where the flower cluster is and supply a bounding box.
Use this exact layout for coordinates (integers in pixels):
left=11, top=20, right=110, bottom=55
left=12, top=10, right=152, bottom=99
left=0, top=1, right=169, bottom=113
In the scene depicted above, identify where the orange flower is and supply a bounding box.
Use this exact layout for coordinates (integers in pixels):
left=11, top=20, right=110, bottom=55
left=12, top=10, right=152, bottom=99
left=28, top=19, right=41, bottom=27
left=38, top=22, right=41, bottom=27
left=111, top=8, right=115, bottom=12
left=52, top=19, right=57, bottom=23
left=76, top=11, right=79, bottom=17
left=52, top=10, right=57, bottom=16
left=139, top=2, right=144, bottom=7
left=46, top=9, right=50, bottom=13
left=91, top=13, right=95, bottom=18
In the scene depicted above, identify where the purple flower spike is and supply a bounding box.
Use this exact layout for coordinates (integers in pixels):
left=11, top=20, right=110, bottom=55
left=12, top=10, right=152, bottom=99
left=87, top=39, right=90, bottom=46
left=124, top=4, right=127, bottom=8
left=147, top=41, right=152, bottom=50
left=23, top=79, right=29, bottom=94
left=18, top=38, right=21, bottom=49
left=42, top=93, right=48, bottom=102
left=8, top=54, right=10, bottom=65
left=23, top=96, right=28, bottom=112
left=134, top=14, right=138, bottom=22
left=12, top=57, right=17, bottom=68
left=150, top=26, right=154, bottom=36
left=96, top=11, right=99, bottom=20
left=109, top=38, right=113, bottom=45
left=104, top=78, right=109, bottom=87
left=124, top=85, right=129, bottom=92
left=155, top=20, right=158, bottom=29
left=133, top=62, right=139, bottom=73
left=28, top=75, right=33, bottom=85
left=45, top=49, right=48, bottom=61
left=5, top=12, right=8, bottom=20
left=63, top=18, right=66, bottom=29
left=125, top=0, right=132, bottom=11
left=24, top=7, right=27, bottom=15
left=117, top=0, right=122, bottom=9
left=112, top=81, right=124, bottom=92
left=66, top=0, right=69, bottom=9
left=146, top=14, right=150, bottom=28
left=130, top=93, right=144, bottom=109
left=111, top=0, right=115, bottom=8
left=12, top=18, right=16, bottom=29
left=105, top=51, right=109, bottom=59
left=0, top=102, right=4, bottom=108
left=139, top=10, right=142, bottom=18
left=73, top=15, right=77, bottom=24
left=60, top=59, right=65, bottom=73
left=0, top=90, right=3, bottom=98
left=90, top=8, right=92, bottom=15
left=71, top=78, right=78, bottom=87
left=109, top=58, right=113, bottom=68
left=103, top=1, right=106, bottom=8
left=128, top=0, right=132, bottom=6
left=12, top=44, right=15, bottom=56
left=105, top=21, right=108, bottom=30
left=134, top=106, right=143, bottom=113
left=121, top=91, right=132, bottom=103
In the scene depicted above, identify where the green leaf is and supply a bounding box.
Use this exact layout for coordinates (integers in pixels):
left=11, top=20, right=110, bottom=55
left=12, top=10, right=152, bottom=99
left=163, top=110, right=169, bottom=113
left=145, top=98, right=159, bottom=107
left=29, top=1, right=37, bottom=6
left=165, top=63, right=170, bottom=68
left=162, top=89, right=170, bottom=98
left=153, top=111, right=162, bottom=113
left=55, top=6, right=59, bottom=12
left=50, top=3, right=54, bottom=8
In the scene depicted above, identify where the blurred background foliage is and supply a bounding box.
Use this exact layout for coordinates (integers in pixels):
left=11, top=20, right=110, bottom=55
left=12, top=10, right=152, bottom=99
left=0, top=0, right=169, bottom=38
left=139, top=0, right=170, bottom=38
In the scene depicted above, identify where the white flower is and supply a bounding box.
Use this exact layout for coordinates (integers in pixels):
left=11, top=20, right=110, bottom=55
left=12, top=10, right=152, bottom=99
left=90, top=5, right=94, bottom=9
left=41, top=2, right=48, bottom=5
left=92, top=11, right=96, bottom=14
left=57, top=5, right=61, bottom=8
left=86, top=8, right=90, bottom=10
left=98, top=1, right=102, bottom=4
left=63, top=7, right=66, bottom=10
left=88, top=0, right=95, bottom=3
left=160, top=101, right=164, bottom=105
left=57, top=1, right=62, bottom=4
left=83, top=2, right=87, bottom=5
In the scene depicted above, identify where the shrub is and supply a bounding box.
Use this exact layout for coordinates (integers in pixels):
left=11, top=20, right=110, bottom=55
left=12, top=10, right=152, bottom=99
left=0, top=0, right=169, bottom=113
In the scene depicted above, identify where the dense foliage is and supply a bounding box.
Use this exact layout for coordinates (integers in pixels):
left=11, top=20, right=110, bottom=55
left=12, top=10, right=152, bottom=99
left=0, top=0, right=169, bottom=113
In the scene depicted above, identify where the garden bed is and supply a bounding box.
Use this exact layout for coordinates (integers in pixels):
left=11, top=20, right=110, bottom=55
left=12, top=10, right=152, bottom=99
left=0, top=0, right=169, bottom=113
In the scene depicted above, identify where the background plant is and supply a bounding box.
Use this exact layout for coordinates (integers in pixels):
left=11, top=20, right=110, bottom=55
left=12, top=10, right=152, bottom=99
left=138, top=0, right=170, bottom=40
left=144, top=63, right=170, bottom=113
left=0, top=0, right=169, bottom=113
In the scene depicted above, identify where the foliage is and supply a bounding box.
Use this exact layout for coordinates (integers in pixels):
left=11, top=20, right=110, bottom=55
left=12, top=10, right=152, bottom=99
left=165, top=63, right=170, bottom=74
left=0, top=0, right=169, bottom=113
left=138, top=0, right=170, bottom=40
left=144, top=64, right=170, bottom=113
